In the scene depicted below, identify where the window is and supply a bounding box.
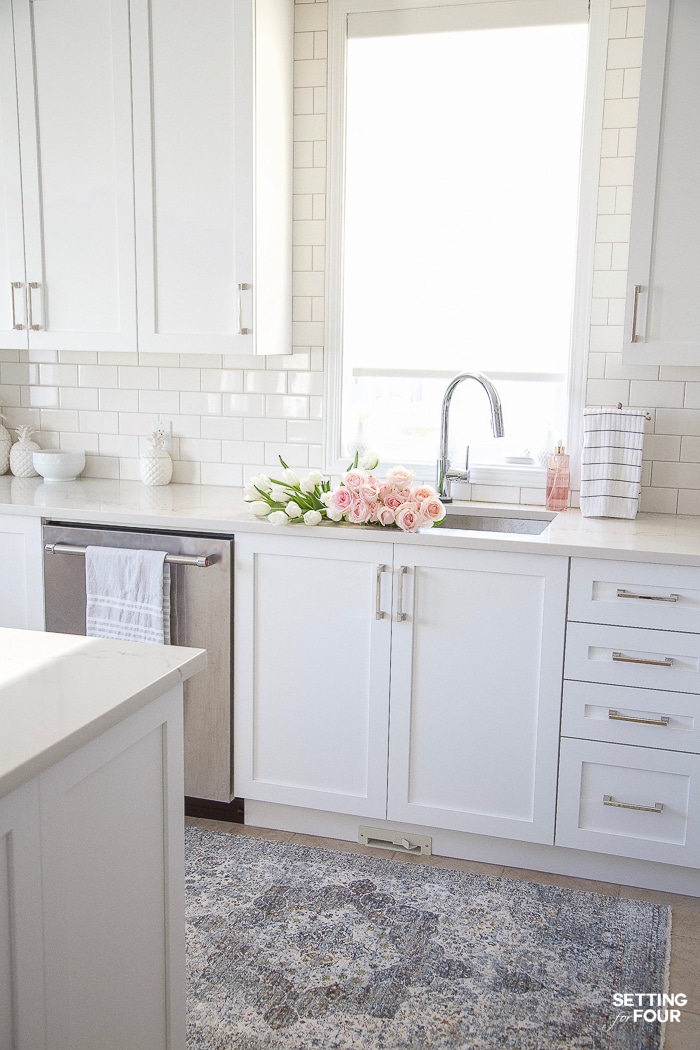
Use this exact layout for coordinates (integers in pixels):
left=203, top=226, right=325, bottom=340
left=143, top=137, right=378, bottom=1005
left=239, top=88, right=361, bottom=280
left=325, top=0, right=602, bottom=485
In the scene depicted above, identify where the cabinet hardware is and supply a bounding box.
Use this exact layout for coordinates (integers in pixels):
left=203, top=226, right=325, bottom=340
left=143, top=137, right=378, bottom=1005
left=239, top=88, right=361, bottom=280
left=44, top=542, right=214, bottom=567
left=603, top=794, right=663, bottom=814
left=616, top=587, right=679, bottom=603
left=27, top=281, right=41, bottom=330
left=396, top=565, right=409, bottom=621
left=608, top=709, right=670, bottom=727
left=10, top=281, right=24, bottom=330
left=612, top=650, right=673, bottom=668
left=375, top=564, right=388, bottom=619
left=630, top=284, right=643, bottom=343
left=237, top=283, right=251, bottom=335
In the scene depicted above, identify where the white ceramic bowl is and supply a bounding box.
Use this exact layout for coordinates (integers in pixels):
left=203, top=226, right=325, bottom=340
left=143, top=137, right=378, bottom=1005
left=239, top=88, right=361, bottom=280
left=32, top=449, right=86, bottom=483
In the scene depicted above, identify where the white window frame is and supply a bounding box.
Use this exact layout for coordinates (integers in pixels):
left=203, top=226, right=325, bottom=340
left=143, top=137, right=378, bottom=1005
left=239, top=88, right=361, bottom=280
left=324, top=0, right=610, bottom=489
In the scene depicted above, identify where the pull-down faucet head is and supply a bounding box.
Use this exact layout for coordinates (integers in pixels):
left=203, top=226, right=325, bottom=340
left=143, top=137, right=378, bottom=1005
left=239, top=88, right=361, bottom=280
left=436, top=371, right=504, bottom=502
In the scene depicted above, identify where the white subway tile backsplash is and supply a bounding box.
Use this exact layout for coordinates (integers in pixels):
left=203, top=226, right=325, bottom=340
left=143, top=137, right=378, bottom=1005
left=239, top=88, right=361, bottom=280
left=138, top=390, right=180, bottom=414
left=607, top=36, right=643, bottom=69
left=28, top=387, right=59, bottom=408
left=179, top=392, right=223, bottom=416
left=630, top=380, right=684, bottom=408
left=243, top=417, right=287, bottom=443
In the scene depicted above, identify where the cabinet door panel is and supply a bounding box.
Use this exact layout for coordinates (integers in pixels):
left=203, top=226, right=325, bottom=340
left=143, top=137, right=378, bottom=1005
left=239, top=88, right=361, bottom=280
left=13, top=0, right=136, bottom=351
left=0, top=3, right=27, bottom=349
left=234, top=534, right=393, bottom=816
left=388, top=547, right=567, bottom=843
left=0, top=514, right=44, bottom=630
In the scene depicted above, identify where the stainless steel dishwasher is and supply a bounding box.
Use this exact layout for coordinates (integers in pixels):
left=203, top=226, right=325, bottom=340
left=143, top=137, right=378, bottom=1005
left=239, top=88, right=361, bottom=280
left=42, top=521, right=234, bottom=805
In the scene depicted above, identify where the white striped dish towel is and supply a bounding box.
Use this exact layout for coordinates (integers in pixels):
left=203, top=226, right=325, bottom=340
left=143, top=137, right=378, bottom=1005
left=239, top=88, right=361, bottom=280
left=580, top=407, right=646, bottom=519
left=85, top=546, right=171, bottom=644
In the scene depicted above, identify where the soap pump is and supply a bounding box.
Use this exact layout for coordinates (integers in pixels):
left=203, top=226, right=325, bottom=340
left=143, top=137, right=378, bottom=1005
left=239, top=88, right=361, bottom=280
left=545, top=443, right=570, bottom=511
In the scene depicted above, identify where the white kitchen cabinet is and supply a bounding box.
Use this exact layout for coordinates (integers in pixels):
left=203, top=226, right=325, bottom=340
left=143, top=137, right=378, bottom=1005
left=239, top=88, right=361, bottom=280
left=233, top=533, right=394, bottom=816
left=0, top=0, right=137, bottom=352
left=623, top=0, right=700, bottom=365
left=234, top=533, right=568, bottom=845
left=558, top=556, right=700, bottom=868
left=0, top=514, right=44, bottom=629
left=131, top=0, right=293, bottom=355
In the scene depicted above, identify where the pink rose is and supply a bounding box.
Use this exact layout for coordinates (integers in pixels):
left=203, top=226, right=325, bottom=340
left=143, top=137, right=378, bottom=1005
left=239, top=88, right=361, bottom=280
left=359, top=478, right=380, bottom=503
left=383, top=493, right=404, bottom=511
left=378, top=483, right=394, bottom=502
left=330, top=486, right=355, bottom=513
left=419, top=496, right=446, bottom=522
left=347, top=497, right=373, bottom=524
left=342, top=470, right=365, bottom=491
left=395, top=502, right=426, bottom=533
left=375, top=505, right=396, bottom=527
left=386, top=466, right=415, bottom=487
left=412, top=486, right=435, bottom=503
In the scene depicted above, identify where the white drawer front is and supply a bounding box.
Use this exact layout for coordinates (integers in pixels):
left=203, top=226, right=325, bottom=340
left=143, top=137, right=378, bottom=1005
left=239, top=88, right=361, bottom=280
left=556, top=738, right=700, bottom=867
left=565, top=622, right=700, bottom=694
left=569, top=558, right=700, bottom=633
left=562, top=681, right=700, bottom=754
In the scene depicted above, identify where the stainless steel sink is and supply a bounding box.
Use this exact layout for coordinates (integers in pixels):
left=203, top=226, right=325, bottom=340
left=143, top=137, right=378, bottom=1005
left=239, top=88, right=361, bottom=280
left=432, top=508, right=554, bottom=535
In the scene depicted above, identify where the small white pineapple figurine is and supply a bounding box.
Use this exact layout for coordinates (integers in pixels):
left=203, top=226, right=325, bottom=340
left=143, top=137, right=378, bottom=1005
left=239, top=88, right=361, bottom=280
left=0, top=412, right=10, bottom=475
left=140, top=429, right=173, bottom=486
left=10, top=425, right=40, bottom=478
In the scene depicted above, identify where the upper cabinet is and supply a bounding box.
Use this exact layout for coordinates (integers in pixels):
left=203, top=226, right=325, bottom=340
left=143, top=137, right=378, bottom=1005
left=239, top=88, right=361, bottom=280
left=0, top=0, right=293, bottom=356
left=131, top=0, right=293, bottom=355
left=623, top=0, right=700, bottom=366
left=0, top=0, right=137, bottom=352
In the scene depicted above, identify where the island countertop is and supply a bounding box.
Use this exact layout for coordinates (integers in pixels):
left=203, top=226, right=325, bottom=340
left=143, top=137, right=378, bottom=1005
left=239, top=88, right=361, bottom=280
left=0, top=627, right=206, bottom=799
left=2, top=475, right=700, bottom=565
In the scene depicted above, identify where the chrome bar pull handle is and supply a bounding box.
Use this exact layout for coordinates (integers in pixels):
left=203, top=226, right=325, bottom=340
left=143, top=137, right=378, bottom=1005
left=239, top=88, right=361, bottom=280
left=375, top=564, right=387, bottom=620
left=10, top=281, right=24, bottom=330
left=630, top=284, right=643, bottom=343
left=27, top=281, right=41, bottom=330
left=612, top=650, right=673, bottom=668
left=608, top=709, right=670, bottom=728
left=603, top=794, right=663, bottom=814
left=237, top=282, right=251, bottom=335
left=396, top=565, right=409, bottom=622
left=617, top=588, right=680, bottom=603
left=44, top=542, right=214, bottom=567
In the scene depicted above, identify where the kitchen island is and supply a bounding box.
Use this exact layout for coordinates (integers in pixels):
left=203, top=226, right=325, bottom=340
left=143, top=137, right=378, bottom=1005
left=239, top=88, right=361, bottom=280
left=0, top=627, right=206, bottom=1050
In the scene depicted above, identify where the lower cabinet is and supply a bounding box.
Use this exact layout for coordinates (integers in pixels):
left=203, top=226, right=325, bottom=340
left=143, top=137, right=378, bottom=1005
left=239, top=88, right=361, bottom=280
left=234, top=533, right=568, bottom=844
left=0, top=514, right=43, bottom=630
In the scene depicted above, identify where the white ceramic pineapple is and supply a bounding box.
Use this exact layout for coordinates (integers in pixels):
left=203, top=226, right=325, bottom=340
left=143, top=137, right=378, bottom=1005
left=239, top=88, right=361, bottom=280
left=140, top=430, right=172, bottom=486
left=0, top=412, right=10, bottom=475
left=10, top=425, right=40, bottom=478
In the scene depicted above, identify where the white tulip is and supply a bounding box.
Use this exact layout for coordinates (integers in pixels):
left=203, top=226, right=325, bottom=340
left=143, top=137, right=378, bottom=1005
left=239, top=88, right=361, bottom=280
left=285, top=500, right=303, bottom=518
left=361, top=452, right=379, bottom=471
left=300, top=476, right=317, bottom=494
left=326, top=506, right=344, bottom=521
left=320, top=490, right=334, bottom=506
left=307, top=470, right=324, bottom=486
left=251, top=474, right=272, bottom=493
left=268, top=510, right=289, bottom=525
left=249, top=500, right=271, bottom=517
left=303, top=509, right=322, bottom=526
left=282, top=468, right=300, bottom=486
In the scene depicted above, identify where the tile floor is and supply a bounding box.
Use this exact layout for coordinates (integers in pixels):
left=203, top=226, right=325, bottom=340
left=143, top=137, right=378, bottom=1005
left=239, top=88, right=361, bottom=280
left=186, top=817, right=700, bottom=1049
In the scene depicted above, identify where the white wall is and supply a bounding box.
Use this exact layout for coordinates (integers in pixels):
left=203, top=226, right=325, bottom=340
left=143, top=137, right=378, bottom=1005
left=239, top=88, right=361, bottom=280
left=1, top=0, right=699, bottom=511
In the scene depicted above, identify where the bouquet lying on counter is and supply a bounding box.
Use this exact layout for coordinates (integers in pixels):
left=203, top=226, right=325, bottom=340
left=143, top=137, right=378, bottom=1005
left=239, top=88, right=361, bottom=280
left=245, top=454, right=446, bottom=533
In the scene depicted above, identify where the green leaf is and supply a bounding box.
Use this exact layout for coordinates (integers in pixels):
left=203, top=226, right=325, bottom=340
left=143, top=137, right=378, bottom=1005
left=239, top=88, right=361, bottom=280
left=279, top=455, right=289, bottom=470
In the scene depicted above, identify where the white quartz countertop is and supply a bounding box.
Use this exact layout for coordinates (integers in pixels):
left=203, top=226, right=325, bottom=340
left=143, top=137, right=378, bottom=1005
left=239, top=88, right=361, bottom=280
left=2, top=475, right=700, bottom=565
left=0, top=627, right=206, bottom=799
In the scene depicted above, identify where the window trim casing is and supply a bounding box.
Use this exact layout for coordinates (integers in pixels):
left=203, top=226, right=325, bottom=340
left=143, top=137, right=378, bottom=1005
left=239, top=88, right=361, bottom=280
left=323, top=0, right=611, bottom=492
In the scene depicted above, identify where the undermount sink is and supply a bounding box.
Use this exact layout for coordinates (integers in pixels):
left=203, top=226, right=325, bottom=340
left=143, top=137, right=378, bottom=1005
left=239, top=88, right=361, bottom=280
left=432, top=507, right=555, bottom=535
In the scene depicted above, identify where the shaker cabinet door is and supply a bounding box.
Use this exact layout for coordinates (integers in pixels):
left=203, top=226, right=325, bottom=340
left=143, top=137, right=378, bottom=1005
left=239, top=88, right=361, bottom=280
left=623, top=0, right=700, bottom=365
left=387, top=546, right=568, bottom=843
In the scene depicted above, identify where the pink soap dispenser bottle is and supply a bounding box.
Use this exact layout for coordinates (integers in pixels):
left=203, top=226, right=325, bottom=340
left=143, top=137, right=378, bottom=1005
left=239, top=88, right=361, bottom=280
left=546, top=443, right=570, bottom=511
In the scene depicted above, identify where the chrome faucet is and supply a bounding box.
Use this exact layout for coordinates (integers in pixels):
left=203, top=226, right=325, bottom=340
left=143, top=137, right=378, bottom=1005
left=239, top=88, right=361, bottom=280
left=436, top=372, right=504, bottom=502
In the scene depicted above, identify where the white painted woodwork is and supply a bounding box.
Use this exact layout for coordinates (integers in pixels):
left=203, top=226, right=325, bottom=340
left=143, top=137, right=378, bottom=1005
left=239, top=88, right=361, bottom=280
left=233, top=533, right=394, bottom=816
left=0, top=687, right=186, bottom=1050
left=0, top=2, right=27, bottom=351
left=0, top=780, right=45, bottom=1050
left=565, top=621, right=700, bottom=694
left=623, top=0, right=700, bottom=365
left=131, top=0, right=292, bottom=355
left=8, top=0, right=137, bottom=352
left=556, top=737, right=700, bottom=868
left=0, top=515, right=44, bottom=630
left=562, top=680, right=700, bottom=754
left=568, top=557, right=700, bottom=633
left=387, top=547, right=568, bottom=843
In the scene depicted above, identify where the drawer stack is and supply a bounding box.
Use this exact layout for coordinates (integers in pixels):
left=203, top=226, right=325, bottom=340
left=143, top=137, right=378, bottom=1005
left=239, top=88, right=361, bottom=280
left=556, top=558, right=700, bottom=868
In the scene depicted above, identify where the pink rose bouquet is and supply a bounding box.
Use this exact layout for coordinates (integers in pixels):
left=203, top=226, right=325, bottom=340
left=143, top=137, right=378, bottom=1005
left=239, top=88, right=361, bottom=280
left=245, top=454, right=446, bottom=531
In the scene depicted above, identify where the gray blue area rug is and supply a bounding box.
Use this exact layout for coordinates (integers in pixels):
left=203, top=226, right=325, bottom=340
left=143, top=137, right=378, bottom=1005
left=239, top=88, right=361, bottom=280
left=185, top=826, right=670, bottom=1049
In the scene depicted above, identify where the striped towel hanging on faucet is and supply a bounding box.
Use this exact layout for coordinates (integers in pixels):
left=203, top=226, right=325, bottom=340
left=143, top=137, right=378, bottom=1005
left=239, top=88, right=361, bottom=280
left=579, top=407, right=647, bottom=519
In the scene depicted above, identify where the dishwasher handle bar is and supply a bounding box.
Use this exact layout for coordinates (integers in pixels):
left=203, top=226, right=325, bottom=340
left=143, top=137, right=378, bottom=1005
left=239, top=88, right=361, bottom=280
left=44, top=542, right=216, bottom=568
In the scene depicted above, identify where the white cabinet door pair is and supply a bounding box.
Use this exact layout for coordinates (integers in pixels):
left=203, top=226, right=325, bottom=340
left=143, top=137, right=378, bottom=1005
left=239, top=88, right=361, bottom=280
left=0, top=0, right=292, bottom=356
left=234, top=533, right=568, bottom=845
